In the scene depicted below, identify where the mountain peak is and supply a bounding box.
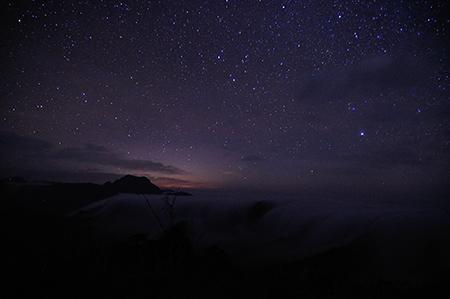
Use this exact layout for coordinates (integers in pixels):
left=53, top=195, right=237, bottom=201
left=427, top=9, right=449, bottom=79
left=111, top=175, right=161, bottom=194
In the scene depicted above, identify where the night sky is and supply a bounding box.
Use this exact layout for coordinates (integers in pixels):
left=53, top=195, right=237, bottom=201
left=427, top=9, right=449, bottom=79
left=0, top=0, right=449, bottom=192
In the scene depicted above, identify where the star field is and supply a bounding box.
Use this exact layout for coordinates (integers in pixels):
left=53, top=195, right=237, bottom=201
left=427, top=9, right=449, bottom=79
left=0, top=0, right=449, bottom=191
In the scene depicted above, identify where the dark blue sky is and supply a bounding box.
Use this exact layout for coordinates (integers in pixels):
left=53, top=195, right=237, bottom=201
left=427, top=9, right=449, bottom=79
left=0, top=0, right=449, bottom=192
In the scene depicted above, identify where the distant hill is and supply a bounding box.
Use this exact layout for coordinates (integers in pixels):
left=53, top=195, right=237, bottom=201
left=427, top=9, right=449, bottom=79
left=0, top=174, right=187, bottom=214
left=108, top=174, right=162, bottom=194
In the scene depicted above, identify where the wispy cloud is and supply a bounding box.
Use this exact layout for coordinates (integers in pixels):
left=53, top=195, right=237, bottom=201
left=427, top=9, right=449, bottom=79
left=53, top=144, right=184, bottom=174
left=298, top=55, right=428, bottom=102
left=0, top=131, right=185, bottom=180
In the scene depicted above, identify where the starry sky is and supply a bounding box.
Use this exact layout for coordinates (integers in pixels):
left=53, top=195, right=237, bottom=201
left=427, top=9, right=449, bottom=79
left=0, top=0, right=449, bottom=193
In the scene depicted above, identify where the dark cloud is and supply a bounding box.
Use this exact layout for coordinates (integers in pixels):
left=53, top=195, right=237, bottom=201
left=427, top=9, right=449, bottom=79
left=340, top=147, right=425, bottom=169
left=53, top=145, right=184, bottom=174
left=0, top=131, right=52, bottom=154
left=150, top=176, right=198, bottom=188
left=298, top=55, right=429, bottom=102
left=326, top=145, right=440, bottom=169
left=23, top=170, right=122, bottom=184
left=0, top=132, right=185, bottom=179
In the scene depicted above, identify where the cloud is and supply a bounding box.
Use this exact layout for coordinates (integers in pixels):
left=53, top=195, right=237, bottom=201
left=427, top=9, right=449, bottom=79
left=0, top=131, right=52, bottom=154
left=298, top=55, right=428, bottom=102
left=53, top=144, right=184, bottom=174
left=19, top=170, right=122, bottom=184
left=0, top=131, right=185, bottom=179
left=149, top=176, right=199, bottom=188
left=339, top=146, right=425, bottom=169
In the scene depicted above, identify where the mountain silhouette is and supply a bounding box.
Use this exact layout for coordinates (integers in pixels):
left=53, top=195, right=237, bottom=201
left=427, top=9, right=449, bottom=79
left=110, top=174, right=162, bottom=194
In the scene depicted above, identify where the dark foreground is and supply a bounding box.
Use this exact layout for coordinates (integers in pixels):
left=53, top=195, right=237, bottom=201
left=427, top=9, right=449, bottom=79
left=1, top=182, right=449, bottom=299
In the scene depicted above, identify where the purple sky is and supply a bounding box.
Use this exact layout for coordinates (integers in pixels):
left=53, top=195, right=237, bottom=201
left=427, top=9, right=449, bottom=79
left=1, top=0, right=449, bottom=193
